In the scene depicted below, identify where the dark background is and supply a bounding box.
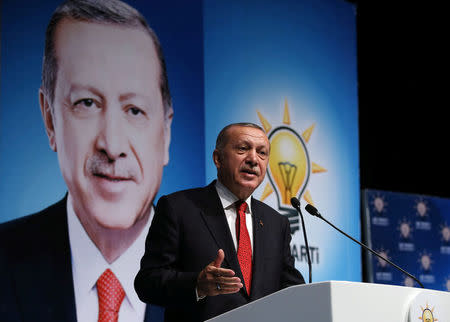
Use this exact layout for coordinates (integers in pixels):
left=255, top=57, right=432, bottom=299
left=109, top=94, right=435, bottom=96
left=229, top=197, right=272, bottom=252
left=353, top=2, right=448, bottom=198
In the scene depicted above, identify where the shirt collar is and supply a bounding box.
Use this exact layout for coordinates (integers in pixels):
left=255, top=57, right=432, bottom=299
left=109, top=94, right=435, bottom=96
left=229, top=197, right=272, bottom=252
left=67, top=194, right=152, bottom=314
left=215, top=180, right=252, bottom=214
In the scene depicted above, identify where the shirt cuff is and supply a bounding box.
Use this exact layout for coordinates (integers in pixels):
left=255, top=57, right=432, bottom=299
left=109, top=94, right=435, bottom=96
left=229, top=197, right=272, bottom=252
left=195, top=287, right=206, bottom=301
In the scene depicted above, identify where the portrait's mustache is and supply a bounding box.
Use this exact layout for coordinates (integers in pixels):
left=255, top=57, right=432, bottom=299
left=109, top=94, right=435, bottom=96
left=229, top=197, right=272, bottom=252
left=86, top=153, right=138, bottom=180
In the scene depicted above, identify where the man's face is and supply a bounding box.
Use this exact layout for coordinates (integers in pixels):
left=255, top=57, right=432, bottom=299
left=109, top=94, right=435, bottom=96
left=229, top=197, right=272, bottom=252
left=40, top=20, right=172, bottom=230
left=214, top=126, right=270, bottom=200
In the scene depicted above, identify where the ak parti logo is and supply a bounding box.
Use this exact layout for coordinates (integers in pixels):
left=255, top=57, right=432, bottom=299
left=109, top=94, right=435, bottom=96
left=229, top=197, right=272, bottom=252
left=257, top=98, right=326, bottom=233
left=418, top=302, right=438, bottom=322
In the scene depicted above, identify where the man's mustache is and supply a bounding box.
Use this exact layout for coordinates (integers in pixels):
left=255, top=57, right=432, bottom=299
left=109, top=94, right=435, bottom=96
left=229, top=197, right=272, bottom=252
left=86, top=153, right=138, bottom=180
left=240, top=166, right=259, bottom=176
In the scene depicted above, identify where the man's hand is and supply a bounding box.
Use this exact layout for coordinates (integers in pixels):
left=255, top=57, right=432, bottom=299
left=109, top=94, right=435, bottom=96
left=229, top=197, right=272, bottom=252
left=197, top=249, right=243, bottom=297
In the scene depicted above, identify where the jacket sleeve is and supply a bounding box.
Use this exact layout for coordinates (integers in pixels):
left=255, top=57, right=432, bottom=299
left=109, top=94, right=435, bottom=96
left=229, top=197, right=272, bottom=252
left=134, top=195, right=199, bottom=308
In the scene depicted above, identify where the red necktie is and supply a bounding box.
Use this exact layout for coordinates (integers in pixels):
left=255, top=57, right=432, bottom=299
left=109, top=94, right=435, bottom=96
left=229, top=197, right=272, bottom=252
left=235, top=201, right=252, bottom=295
left=97, top=268, right=125, bottom=322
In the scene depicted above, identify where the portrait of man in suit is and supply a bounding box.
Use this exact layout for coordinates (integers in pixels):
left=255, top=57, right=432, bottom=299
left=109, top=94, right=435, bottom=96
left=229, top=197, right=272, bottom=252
left=0, top=0, right=172, bottom=321
left=135, top=123, right=305, bottom=321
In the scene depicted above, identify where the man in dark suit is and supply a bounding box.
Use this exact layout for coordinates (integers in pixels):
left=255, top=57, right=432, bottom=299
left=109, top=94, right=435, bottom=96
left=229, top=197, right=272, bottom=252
left=0, top=0, right=172, bottom=321
left=0, top=197, right=164, bottom=322
left=134, top=123, right=305, bottom=321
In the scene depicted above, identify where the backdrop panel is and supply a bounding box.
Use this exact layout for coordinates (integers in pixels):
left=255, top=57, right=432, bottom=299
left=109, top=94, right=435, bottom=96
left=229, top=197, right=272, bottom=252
left=204, top=0, right=360, bottom=282
left=0, top=1, right=204, bottom=320
left=0, top=0, right=205, bottom=223
left=363, top=189, right=450, bottom=291
left=0, top=1, right=363, bottom=320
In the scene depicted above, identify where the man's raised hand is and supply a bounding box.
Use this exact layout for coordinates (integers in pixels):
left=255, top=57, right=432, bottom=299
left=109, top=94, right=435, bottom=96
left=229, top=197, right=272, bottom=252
left=197, top=249, right=243, bottom=297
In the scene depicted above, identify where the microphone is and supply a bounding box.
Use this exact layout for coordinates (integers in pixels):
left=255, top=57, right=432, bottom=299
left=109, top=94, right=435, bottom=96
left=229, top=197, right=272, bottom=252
left=290, top=197, right=312, bottom=283
left=305, top=204, right=424, bottom=288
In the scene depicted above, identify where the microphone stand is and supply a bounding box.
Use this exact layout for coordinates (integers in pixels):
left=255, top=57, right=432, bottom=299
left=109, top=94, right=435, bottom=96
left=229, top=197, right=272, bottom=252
left=291, top=197, right=312, bottom=283
left=305, top=204, right=424, bottom=288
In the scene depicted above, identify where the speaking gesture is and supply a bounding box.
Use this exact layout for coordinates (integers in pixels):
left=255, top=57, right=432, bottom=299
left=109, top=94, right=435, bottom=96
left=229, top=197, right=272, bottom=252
left=197, top=249, right=243, bottom=297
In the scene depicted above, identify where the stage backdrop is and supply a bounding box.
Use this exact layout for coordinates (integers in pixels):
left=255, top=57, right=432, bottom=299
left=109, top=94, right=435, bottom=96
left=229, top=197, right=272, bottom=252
left=0, top=0, right=205, bottom=221
left=1, top=0, right=359, bottom=286
left=204, top=0, right=360, bottom=282
left=363, top=189, right=450, bottom=292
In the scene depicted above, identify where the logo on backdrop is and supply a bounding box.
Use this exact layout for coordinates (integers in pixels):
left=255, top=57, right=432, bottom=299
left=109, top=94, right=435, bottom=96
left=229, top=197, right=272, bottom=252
left=375, top=248, right=392, bottom=281
left=440, top=223, right=450, bottom=254
left=370, top=194, right=390, bottom=226
left=403, top=276, right=414, bottom=287
left=417, top=303, right=438, bottom=322
left=398, top=218, right=415, bottom=252
left=441, top=224, right=450, bottom=244
left=257, top=98, right=326, bottom=266
left=441, top=223, right=450, bottom=255
left=415, top=199, right=431, bottom=230
left=418, top=251, right=435, bottom=284
left=419, top=252, right=432, bottom=272
left=415, top=199, right=429, bottom=219
left=399, top=219, right=413, bottom=241
left=257, top=98, right=327, bottom=234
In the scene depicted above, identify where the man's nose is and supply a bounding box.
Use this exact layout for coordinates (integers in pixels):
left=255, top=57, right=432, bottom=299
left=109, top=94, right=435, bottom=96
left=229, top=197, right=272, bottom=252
left=245, top=149, right=258, bottom=165
left=95, top=108, right=128, bottom=160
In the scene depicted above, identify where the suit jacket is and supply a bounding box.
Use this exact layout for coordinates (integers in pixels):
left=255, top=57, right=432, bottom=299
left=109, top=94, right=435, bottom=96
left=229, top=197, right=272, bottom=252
left=0, top=197, right=164, bottom=322
left=134, top=181, right=305, bottom=322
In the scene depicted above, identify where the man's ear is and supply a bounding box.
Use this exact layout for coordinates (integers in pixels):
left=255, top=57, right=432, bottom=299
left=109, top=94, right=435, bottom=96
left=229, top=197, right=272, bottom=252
left=213, top=149, right=221, bottom=169
left=163, top=108, right=173, bottom=165
left=39, top=88, right=57, bottom=152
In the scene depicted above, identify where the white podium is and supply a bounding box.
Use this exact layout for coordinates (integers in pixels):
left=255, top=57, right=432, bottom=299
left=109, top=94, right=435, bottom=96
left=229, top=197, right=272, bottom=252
left=206, top=281, right=450, bottom=322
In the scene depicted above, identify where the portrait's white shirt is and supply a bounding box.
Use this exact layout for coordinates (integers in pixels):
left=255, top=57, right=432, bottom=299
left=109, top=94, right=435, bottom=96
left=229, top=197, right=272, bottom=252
left=67, top=194, right=152, bottom=322
left=215, top=180, right=253, bottom=251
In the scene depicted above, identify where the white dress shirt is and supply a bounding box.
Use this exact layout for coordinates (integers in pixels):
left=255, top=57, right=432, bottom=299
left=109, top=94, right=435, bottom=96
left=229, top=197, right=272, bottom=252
left=215, top=180, right=253, bottom=251
left=67, top=194, right=152, bottom=322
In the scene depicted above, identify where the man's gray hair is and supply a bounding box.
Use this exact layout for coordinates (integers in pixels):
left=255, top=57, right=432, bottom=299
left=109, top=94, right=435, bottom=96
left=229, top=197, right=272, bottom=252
left=42, top=0, right=172, bottom=115
left=215, top=122, right=266, bottom=151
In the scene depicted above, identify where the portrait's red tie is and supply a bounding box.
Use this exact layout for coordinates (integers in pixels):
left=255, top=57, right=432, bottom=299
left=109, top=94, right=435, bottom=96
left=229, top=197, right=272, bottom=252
left=97, top=268, right=125, bottom=322
left=235, top=201, right=252, bottom=295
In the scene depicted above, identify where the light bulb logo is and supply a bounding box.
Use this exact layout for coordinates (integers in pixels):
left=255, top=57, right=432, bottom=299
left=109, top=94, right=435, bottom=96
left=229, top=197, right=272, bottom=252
left=418, top=303, right=438, bottom=322
left=268, top=127, right=310, bottom=205
left=418, top=251, right=433, bottom=273
left=257, top=98, right=327, bottom=233
left=415, top=198, right=429, bottom=219
left=441, top=224, right=450, bottom=244
left=371, top=193, right=387, bottom=214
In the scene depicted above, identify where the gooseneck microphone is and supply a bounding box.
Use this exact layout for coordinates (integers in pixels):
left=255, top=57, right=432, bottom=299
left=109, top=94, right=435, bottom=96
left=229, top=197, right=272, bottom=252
left=290, top=197, right=312, bottom=283
left=304, top=204, right=424, bottom=288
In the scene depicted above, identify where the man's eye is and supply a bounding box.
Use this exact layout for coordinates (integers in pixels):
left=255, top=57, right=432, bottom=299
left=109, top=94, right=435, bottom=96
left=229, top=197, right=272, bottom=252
left=128, top=107, right=143, bottom=116
left=74, top=98, right=95, bottom=108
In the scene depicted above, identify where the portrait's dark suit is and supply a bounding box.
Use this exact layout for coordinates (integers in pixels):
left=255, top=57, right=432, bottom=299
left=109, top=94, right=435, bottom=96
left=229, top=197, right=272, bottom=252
left=0, top=197, right=164, bottom=322
left=134, top=181, right=305, bottom=322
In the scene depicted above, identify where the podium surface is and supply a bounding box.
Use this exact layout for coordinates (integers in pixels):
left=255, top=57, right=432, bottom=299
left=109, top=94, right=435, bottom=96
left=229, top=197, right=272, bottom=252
left=207, top=281, right=450, bottom=322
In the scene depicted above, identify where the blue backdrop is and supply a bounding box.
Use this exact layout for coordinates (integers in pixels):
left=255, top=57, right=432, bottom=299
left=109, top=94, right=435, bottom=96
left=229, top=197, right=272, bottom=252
left=363, top=189, right=450, bottom=291
left=0, top=0, right=205, bottom=222
left=204, top=0, right=360, bottom=282
left=1, top=0, right=360, bottom=284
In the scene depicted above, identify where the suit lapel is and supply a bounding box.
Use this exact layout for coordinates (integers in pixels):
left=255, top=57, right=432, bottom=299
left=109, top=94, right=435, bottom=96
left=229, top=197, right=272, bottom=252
left=250, top=197, right=265, bottom=298
left=14, top=196, right=77, bottom=322
left=43, top=197, right=78, bottom=322
left=198, top=182, right=243, bottom=281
